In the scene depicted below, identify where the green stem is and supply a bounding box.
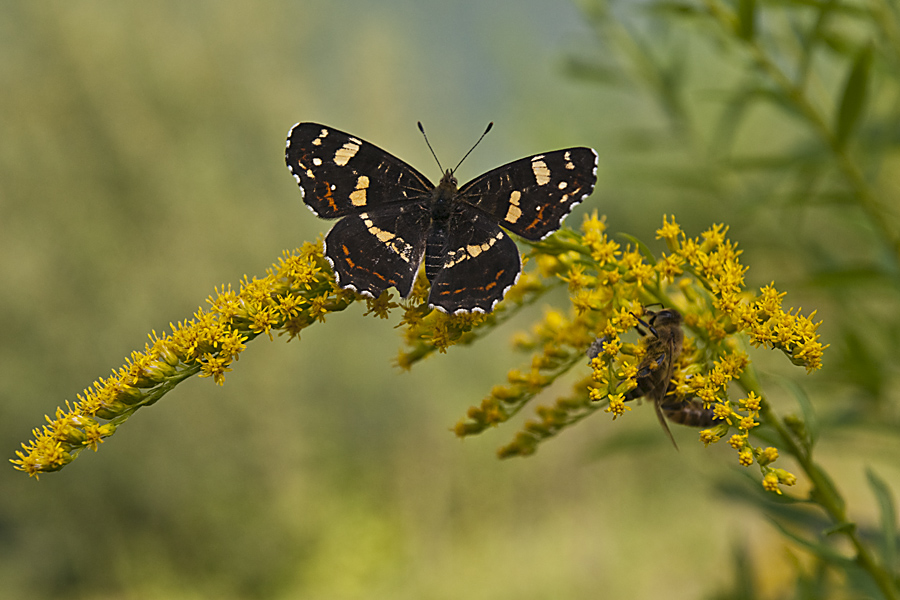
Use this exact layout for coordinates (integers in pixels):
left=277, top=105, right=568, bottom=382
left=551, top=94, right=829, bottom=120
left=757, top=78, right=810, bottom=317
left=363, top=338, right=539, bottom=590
left=739, top=367, right=899, bottom=600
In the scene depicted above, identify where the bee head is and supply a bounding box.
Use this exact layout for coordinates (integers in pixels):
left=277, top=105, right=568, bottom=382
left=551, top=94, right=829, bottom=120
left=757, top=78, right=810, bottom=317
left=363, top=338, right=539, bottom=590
left=649, top=308, right=682, bottom=326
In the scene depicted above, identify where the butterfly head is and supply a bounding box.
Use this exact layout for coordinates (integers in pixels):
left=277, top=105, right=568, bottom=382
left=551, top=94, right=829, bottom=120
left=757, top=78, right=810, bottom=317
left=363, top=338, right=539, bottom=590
left=439, top=169, right=459, bottom=191
left=419, top=121, right=493, bottom=188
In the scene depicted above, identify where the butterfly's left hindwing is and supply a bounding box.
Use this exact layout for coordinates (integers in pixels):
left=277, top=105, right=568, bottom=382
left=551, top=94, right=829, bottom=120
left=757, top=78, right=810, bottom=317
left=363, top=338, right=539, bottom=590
left=286, top=123, right=434, bottom=218
left=458, top=147, right=598, bottom=240
left=323, top=203, right=430, bottom=299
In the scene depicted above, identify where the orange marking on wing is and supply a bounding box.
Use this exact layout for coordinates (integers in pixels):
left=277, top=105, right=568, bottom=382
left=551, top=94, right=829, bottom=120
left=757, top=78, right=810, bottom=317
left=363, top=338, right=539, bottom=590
left=341, top=246, right=356, bottom=269
left=322, top=181, right=338, bottom=212
left=525, top=206, right=547, bottom=232
left=483, top=272, right=502, bottom=291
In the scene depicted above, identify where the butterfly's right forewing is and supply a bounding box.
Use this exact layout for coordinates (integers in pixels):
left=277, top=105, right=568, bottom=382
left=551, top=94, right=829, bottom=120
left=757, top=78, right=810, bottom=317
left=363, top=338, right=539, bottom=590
left=458, top=147, right=598, bottom=241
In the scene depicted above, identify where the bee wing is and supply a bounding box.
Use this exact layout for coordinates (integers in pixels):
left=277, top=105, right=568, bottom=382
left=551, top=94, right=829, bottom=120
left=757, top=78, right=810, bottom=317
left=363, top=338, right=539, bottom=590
left=653, top=384, right=679, bottom=450
left=650, top=336, right=680, bottom=449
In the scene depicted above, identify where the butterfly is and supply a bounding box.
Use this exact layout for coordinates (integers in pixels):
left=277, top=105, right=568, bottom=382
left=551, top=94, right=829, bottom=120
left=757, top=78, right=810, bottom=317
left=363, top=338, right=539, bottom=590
left=285, top=122, right=597, bottom=314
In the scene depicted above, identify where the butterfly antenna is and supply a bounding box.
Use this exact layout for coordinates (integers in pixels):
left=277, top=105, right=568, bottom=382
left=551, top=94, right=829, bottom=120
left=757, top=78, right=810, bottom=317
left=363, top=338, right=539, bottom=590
left=452, top=122, right=493, bottom=173
left=417, top=122, right=444, bottom=173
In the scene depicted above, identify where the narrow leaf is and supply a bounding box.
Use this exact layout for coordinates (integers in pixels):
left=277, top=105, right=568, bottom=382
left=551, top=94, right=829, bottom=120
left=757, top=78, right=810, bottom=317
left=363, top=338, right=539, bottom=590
left=737, top=0, right=756, bottom=41
left=767, top=517, right=854, bottom=566
left=647, top=0, right=704, bottom=17
left=809, top=462, right=847, bottom=515
left=809, top=266, right=896, bottom=289
left=835, top=43, right=873, bottom=150
left=563, top=57, right=624, bottom=86
left=772, top=374, right=819, bottom=447
left=865, top=468, right=898, bottom=570
left=617, top=232, right=657, bottom=264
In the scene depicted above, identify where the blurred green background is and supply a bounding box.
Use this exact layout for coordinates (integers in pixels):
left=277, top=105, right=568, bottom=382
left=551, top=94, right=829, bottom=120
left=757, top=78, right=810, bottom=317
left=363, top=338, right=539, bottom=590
left=2, top=1, right=899, bottom=599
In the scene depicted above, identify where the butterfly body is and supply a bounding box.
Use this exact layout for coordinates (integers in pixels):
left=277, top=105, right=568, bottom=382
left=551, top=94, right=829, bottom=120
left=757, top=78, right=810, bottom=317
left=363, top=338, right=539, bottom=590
left=286, top=123, right=598, bottom=313
left=423, top=171, right=457, bottom=281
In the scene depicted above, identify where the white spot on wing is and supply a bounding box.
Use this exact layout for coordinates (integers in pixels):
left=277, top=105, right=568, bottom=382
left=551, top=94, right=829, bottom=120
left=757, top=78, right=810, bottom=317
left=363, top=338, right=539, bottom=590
left=286, top=123, right=300, bottom=149
left=504, top=190, right=522, bottom=224
left=333, top=141, right=360, bottom=166
left=441, top=232, right=503, bottom=269
left=531, top=157, right=551, bottom=185
left=349, top=175, right=369, bottom=206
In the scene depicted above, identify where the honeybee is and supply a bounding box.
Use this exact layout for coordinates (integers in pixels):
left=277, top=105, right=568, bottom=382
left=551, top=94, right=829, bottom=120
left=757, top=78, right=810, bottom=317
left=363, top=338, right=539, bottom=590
left=591, top=307, right=716, bottom=448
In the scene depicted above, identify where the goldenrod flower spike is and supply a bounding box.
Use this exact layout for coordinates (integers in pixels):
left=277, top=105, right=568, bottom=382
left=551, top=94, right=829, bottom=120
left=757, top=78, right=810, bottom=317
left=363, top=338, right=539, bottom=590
left=12, top=242, right=351, bottom=478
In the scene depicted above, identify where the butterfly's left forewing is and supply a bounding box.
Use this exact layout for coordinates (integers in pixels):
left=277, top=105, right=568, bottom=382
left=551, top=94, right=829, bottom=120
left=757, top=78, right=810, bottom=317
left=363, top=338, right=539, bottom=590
left=457, top=147, right=598, bottom=240
left=286, top=122, right=434, bottom=218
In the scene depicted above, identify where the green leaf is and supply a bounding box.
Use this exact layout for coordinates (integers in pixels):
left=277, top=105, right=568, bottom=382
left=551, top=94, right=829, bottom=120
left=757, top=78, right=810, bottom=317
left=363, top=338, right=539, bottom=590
left=562, top=57, right=625, bottom=86
left=617, top=232, right=657, bottom=264
left=865, top=468, right=898, bottom=570
left=737, top=0, right=756, bottom=41
left=823, top=520, right=856, bottom=535
left=777, top=0, right=868, bottom=19
left=809, top=462, right=847, bottom=515
left=709, top=84, right=763, bottom=159
left=835, top=43, right=873, bottom=150
left=646, top=0, right=704, bottom=18
left=767, top=516, right=855, bottom=566
left=808, top=266, right=897, bottom=289
left=834, top=328, right=887, bottom=400
left=820, top=29, right=863, bottom=57
left=773, top=374, right=819, bottom=447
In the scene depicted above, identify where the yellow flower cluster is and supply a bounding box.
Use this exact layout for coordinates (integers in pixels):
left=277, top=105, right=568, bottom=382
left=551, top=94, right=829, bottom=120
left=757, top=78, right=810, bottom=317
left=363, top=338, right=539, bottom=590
left=454, top=213, right=824, bottom=493
left=12, top=242, right=348, bottom=477
left=658, top=216, right=826, bottom=372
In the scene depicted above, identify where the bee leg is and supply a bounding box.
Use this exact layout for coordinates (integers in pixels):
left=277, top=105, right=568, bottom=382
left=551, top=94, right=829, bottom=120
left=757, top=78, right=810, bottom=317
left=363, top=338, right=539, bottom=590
left=630, top=312, right=657, bottom=338
left=622, top=354, right=668, bottom=402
